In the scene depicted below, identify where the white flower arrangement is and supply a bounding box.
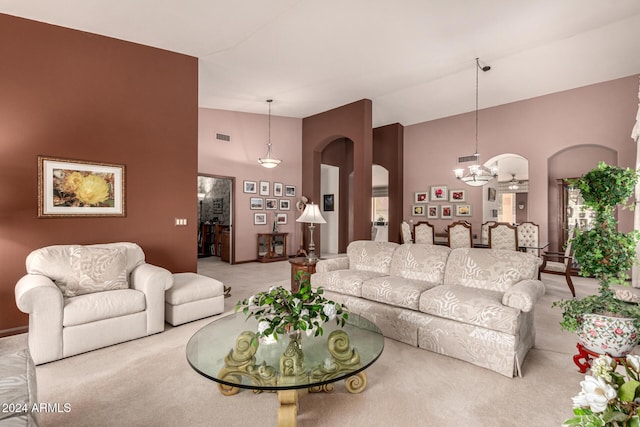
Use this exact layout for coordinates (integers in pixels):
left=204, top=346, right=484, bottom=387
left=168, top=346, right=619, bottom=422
left=564, top=354, right=640, bottom=426
left=235, top=272, right=348, bottom=343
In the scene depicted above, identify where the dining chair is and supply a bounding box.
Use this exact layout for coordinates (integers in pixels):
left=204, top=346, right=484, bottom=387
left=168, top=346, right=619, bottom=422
left=480, top=221, right=496, bottom=246
left=447, top=221, right=472, bottom=249
left=517, top=222, right=540, bottom=255
left=488, top=222, right=519, bottom=250
left=400, top=221, right=413, bottom=244
left=413, top=221, right=435, bottom=245
left=540, top=237, right=577, bottom=297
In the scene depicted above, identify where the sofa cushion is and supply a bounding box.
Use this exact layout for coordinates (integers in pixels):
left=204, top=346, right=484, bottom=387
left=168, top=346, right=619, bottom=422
left=63, top=289, right=146, bottom=327
left=347, top=241, right=399, bottom=274
left=389, top=243, right=450, bottom=283
left=443, top=248, right=538, bottom=292
left=311, top=269, right=385, bottom=297
left=55, top=246, right=128, bottom=297
left=419, top=285, right=521, bottom=334
left=362, top=276, right=441, bottom=310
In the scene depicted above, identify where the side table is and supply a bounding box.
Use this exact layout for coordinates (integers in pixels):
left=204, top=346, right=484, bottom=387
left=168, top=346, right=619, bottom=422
left=288, top=257, right=316, bottom=292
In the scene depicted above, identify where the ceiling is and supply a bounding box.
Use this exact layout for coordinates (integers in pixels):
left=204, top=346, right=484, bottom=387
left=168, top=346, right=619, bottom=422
left=2, top=1, right=640, bottom=127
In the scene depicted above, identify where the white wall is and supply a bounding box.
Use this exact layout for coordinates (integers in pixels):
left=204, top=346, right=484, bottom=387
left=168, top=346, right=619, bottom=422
left=321, top=164, right=340, bottom=254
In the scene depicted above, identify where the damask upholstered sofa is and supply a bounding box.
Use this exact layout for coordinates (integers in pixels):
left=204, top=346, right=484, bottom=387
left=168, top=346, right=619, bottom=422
left=15, top=242, right=173, bottom=365
left=311, top=241, right=545, bottom=377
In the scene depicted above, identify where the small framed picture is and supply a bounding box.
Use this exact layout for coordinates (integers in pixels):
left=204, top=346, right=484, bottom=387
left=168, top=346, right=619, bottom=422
left=279, top=199, right=291, bottom=210
left=243, top=180, right=257, bottom=194
left=414, top=191, right=428, bottom=203
left=430, top=185, right=448, bottom=201
left=427, top=205, right=438, bottom=219
left=212, top=198, right=223, bottom=214
left=274, top=182, right=283, bottom=197
left=491, top=209, right=498, bottom=218
left=285, top=185, right=296, bottom=197
left=254, top=213, right=267, bottom=225
left=259, top=181, right=269, bottom=196
left=440, top=205, right=452, bottom=219
left=488, top=187, right=497, bottom=202
left=449, top=189, right=466, bottom=202
left=265, top=198, right=277, bottom=210
left=250, top=197, right=263, bottom=210
left=323, top=194, right=334, bottom=211
left=412, top=205, right=425, bottom=216
left=455, top=204, right=472, bottom=217
left=276, top=213, right=288, bottom=225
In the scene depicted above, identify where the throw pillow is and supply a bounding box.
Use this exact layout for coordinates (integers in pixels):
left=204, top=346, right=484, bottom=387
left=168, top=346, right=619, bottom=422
left=56, top=246, right=129, bottom=297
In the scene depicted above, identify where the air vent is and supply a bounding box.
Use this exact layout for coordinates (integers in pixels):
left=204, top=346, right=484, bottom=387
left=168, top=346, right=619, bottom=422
left=457, top=154, right=479, bottom=163
left=216, top=133, right=231, bottom=142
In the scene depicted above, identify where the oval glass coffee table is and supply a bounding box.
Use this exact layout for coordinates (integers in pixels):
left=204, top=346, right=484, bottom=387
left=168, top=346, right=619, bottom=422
left=186, top=312, right=384, bottom=427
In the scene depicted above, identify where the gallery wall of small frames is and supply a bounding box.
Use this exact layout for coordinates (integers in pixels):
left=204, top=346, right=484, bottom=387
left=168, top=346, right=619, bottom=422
left=412, top=186, right=472, bottom=219
left=244, top=180, right=296, bottom=225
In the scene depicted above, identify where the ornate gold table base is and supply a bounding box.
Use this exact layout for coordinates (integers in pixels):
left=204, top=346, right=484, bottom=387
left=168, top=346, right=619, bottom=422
left=217, top=329, right=368, bottom=427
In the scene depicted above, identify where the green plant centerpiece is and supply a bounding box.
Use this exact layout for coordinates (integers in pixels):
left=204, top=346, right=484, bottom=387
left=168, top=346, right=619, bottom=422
left=552, top=162, right=640, bottom=356
left=235, top=271, right=349, bottom=345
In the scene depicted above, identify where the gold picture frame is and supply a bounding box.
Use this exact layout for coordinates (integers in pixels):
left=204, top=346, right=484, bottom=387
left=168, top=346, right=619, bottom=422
left=38, top=156, right=125, bottom=218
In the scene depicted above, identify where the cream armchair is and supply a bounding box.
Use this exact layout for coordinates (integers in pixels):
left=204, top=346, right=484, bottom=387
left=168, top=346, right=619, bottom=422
left=15, top=242, right=173, bottom=365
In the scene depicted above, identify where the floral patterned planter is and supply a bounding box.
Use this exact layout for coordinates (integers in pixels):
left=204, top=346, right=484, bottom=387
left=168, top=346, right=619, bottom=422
left=577, top=313, right=638, bottom=357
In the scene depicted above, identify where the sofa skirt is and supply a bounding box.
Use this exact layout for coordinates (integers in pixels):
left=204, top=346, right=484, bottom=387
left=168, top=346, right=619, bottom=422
left=324, top=290, right=535, bottom=378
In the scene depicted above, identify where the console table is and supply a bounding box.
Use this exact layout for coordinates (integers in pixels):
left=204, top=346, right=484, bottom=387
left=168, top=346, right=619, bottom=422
left=257, top=232, right=288, bottom=262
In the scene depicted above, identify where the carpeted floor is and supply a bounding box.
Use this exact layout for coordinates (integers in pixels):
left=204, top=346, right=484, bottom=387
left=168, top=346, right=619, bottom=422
left=0, top=257, right=627, bottom=426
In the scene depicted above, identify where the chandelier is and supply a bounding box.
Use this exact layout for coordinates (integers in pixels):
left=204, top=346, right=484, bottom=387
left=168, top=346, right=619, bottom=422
left=453, top=58, right=497, bottom=187
left=258, top=99, right=281, bottom=168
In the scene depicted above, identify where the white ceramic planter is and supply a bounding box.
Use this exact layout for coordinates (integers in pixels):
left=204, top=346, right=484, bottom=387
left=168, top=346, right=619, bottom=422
left=578, top=313, right=639, bottom=357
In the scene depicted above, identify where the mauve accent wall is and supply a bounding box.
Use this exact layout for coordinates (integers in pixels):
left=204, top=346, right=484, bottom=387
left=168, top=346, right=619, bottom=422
left=198, top=108, right=302, bottom=263
left=0, top=15, right=198, bottom=332
left=404, top=75, right=640, bottom=246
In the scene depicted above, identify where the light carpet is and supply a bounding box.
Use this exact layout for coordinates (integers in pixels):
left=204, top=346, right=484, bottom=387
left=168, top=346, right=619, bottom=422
left=0, top=258, right=624, bottom=426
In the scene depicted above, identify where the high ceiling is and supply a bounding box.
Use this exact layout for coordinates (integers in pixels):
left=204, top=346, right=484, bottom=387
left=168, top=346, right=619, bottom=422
left=2, top=1, right=640, bottom=127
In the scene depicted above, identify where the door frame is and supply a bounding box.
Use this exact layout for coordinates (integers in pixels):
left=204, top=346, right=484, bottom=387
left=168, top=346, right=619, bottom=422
left=198, top=174, right=236, bottom=264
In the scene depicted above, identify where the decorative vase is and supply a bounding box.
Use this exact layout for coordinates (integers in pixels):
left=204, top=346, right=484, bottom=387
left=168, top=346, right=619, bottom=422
left=578, top=313, right=639, bottom=357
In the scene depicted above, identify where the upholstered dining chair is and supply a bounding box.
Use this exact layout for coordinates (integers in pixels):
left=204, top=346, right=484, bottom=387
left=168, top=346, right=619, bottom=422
left=447, top=221, right=472, bottom=249
left=517, top=222, right=540, bottom=255
left=488, top=222, right=519, bottom=251
left=480, top=221, right=496, bottom=246
left=400, top=221, right=413, bottom=243
left=413, top=221, right=435, bottom=245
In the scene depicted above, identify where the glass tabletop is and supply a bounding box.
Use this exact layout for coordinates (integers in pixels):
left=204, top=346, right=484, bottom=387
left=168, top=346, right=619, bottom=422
left=186, top=312, right=384, bottom=391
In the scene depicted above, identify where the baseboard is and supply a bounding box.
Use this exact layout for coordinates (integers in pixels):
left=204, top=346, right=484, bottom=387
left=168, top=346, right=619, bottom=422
left=0, top=326, right=28, bottom=338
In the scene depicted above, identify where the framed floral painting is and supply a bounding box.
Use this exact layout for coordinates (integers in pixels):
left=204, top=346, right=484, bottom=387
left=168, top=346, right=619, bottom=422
left=414, top=191, right=428, bottom=203
left=430, top=185, right=448, bottom=201
left=38, top=156, right=125, bottom=217
left=449, top=189, right=466, bottom=202
left=440, top=204, right=453, bottom=219
left=412, top=205, right=425, bottom=216
left=427, top=205, right=438, bottom=219
left=455, top=204, right=472, bottom=217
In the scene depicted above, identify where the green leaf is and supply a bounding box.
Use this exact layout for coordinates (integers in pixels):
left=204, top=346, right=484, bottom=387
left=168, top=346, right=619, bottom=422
left=619, top=380, right=640, bottom=402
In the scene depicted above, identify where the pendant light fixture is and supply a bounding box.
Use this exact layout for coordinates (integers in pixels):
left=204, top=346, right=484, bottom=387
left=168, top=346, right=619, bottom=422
left=258, top=99, right=281, bottom=168
left=453, top=58, right=498, bottom=186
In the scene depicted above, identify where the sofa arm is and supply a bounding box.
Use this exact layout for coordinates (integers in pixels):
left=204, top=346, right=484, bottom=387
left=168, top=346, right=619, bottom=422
left=130, top=263, right=173, bottom=334
left=502, top=279, right=546, bottom=312
left=315, top=256, right=349, bottom=273
left=15, top=274, right=64, bottom=365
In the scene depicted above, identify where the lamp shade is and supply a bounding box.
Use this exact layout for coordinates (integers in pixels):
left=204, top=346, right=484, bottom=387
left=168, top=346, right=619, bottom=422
left=296, top=203, right=326, bottom=224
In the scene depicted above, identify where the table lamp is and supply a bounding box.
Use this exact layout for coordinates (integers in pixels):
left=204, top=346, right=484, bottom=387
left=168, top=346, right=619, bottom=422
left=296, top=203, right=326, bottom=263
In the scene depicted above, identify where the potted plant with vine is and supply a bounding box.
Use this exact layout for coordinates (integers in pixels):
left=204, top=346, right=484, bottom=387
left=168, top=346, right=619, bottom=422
left=552, top=161, right=640, bottom=356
